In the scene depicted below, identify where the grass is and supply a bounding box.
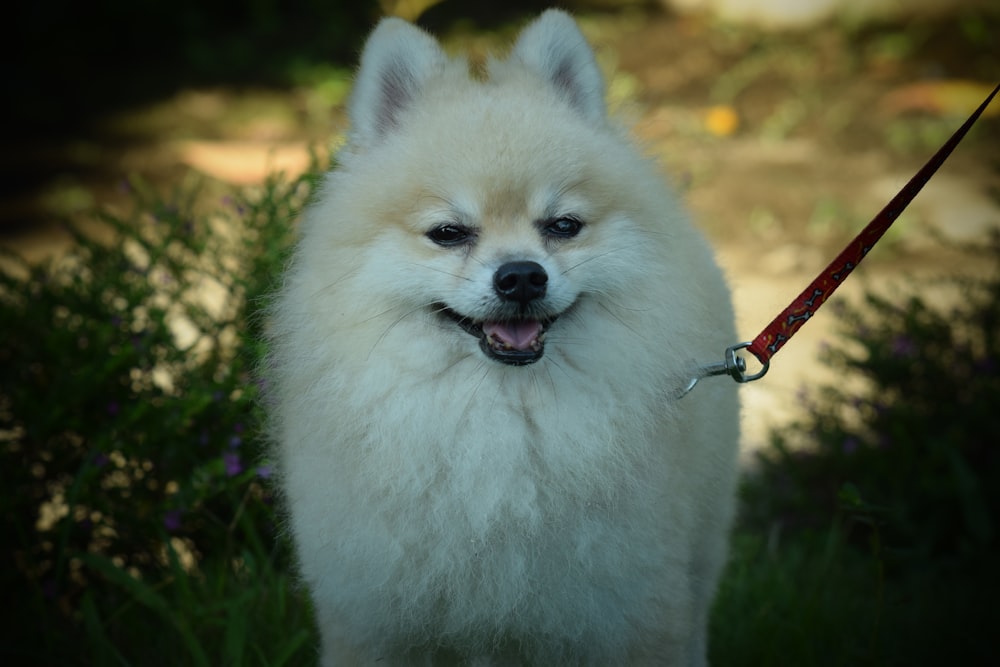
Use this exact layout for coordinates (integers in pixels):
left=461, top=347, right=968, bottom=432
left=712, top=529, right=882, bottom=666
left=713, top=528, right=1000, bottom=666
left=713, top=526, right=1000, bottom=666
left=75, top=545, right=314, bottom=667
left=2, top=167, right=997, bottom=665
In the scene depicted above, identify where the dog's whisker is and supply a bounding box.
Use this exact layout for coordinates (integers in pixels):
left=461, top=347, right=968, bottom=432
left=311, top=267, right=363, bottom=299
left=585, top=288, right=652, bottom=313
left=410, top=262, right=475, bottom=282
left=560, top=243, right=646, bottom=276
left=367, top=303, right=430, bottom=359
left=462, top=361, right=494, bottom=419
left=358, top=306, right=406, bottom=326
left=595, top=301, right=645, bottom=340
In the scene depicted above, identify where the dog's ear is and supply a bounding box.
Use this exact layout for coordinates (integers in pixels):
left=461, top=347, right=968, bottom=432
left=509, top=10, right=606, bottom=124
left=348, top=18, right=447, bottom=146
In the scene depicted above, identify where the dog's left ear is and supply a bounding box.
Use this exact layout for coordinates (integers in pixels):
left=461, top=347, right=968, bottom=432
left=509, top=10, right=606, bottom=124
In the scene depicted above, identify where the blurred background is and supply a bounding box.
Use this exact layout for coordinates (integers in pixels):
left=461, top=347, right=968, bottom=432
left=3, top=1, right=999, bottom=665
left=6, top=0, right=998, bottom=444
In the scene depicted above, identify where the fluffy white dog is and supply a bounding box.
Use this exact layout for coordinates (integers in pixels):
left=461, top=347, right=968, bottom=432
left=268, top=10, right=739, bottom=665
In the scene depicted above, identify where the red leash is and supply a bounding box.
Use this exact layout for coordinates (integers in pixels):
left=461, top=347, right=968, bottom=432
left=682, top=82, right=1000, bottom=397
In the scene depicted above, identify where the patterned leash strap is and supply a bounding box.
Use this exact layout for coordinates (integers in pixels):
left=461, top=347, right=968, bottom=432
left=682, top=82, right=1000, bottom=397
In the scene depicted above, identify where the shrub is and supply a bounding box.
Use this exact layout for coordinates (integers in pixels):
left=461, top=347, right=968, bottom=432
left=0, top=172, right=316, bottom=665
left=743, top=239, right=1000, bottom=565
left=731, top=235, right=1000, bottom=663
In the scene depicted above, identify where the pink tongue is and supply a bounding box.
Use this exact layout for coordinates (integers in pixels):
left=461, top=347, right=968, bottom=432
left=483, top=320, right=542, bottom=350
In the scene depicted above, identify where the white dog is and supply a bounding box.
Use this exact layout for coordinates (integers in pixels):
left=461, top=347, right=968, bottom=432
left=268, top=10, right=739, bottom=665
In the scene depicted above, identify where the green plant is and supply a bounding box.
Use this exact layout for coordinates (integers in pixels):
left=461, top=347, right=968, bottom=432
left=727, top=236, right=1000, bottom=665
left=743, top=245, right=1000, bottom=565
left=0, top=171, right=317, bottom=665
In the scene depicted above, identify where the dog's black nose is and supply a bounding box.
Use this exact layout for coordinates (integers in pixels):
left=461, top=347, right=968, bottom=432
left=494, top=261, right=547, bottom=304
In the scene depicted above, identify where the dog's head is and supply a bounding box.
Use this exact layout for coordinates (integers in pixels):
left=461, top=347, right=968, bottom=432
left=311, top=11, right=677, bottom=369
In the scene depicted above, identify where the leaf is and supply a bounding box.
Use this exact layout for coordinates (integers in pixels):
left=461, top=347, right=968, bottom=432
left=838, top=482, right=864, bottom=509
left=79, top=552, right=212, bottom=667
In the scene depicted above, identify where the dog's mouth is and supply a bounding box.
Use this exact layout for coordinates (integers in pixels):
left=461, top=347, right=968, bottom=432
left=436, top=305, right=557, bottom=366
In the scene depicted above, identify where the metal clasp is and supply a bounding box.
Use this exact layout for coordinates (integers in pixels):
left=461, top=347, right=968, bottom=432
left=675, top=342, right=769, bottom=399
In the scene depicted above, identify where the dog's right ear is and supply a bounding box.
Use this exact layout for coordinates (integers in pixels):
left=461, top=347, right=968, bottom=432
left=348, top=18, right=446, bottom=146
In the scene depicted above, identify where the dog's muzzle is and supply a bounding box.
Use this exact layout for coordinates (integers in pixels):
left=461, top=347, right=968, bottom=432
left=438, top=260, right=558, bottom=365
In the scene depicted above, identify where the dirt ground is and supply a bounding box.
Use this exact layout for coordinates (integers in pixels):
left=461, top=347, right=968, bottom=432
left=3, top=9, right=999, bottom=453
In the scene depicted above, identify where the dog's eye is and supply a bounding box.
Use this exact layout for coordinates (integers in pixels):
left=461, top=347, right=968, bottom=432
left=542, top=216, right=583, bottom=239
left=427, top=224, right=473, bottom=246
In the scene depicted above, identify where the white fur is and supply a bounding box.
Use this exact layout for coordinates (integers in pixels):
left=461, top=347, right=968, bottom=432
left=268, top=10, right=739, bottom=666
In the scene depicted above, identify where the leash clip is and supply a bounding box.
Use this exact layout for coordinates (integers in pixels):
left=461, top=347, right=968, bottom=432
left=676, top=342, right=769, bottom=399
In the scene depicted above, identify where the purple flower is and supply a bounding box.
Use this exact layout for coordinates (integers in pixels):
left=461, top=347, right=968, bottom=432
left=228, top=423, right=245, bottom=449
left=256, top=465, right=273, bottom=480
left=890, top=335, right=917, bottom=358
left=842, top=437, right=859, bottom=455
left=974, top=356, right=997, bottom=374
left=222, top=195, right=247, bottom=215
left=164, top=510, right=183, bottom=532
left=223, top=452, right=243, bottom=477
